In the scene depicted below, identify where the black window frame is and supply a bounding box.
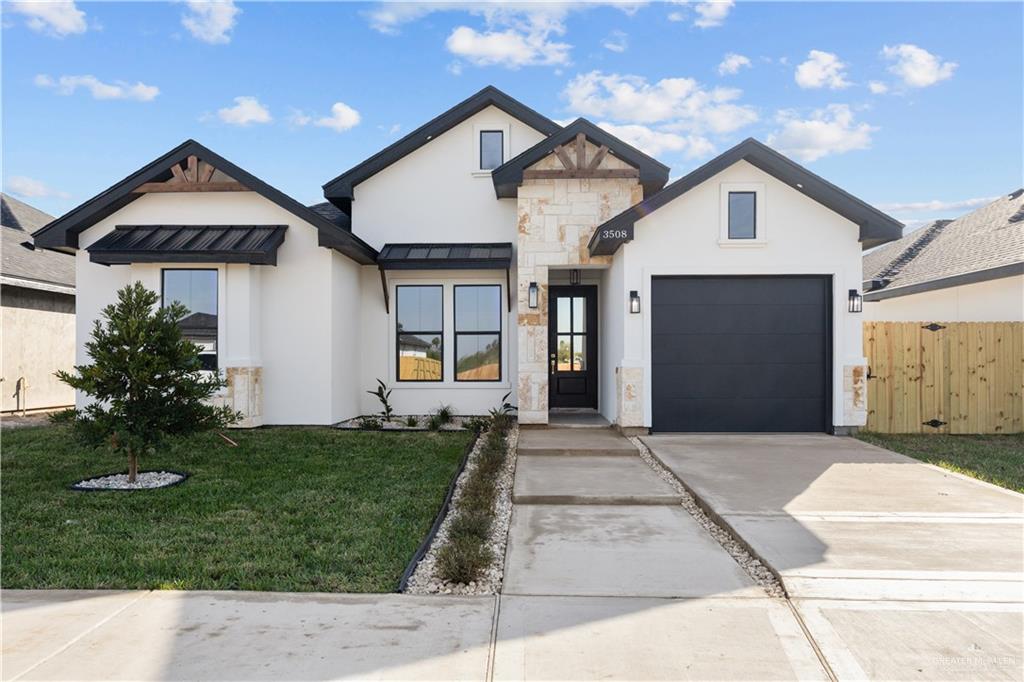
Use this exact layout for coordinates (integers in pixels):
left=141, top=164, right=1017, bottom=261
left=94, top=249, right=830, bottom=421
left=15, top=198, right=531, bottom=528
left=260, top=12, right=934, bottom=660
left=161, top=267, right=219, bottom=372
left=395, top=284, right=444, bottom=383
left=479, top=130, right=504, bottom=171
left=453, top=284, right=503, bottom=383
left=728, top=191, right=757, bottom=240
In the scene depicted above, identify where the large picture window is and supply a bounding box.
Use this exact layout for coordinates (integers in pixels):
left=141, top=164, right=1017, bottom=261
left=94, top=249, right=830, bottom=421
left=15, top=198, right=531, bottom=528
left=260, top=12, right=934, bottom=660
left=162, top=269, right=218, bottom=371
left=454, top=285, right=501, bottom=382
left=396, top=285, right=443, bottom=381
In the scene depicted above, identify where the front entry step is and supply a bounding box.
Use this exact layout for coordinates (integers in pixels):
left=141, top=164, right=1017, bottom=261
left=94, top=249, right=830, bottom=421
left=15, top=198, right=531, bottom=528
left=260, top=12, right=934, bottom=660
left=517, top=427, right=637, bottom=457
left=513, top=455, right=681, bottom=505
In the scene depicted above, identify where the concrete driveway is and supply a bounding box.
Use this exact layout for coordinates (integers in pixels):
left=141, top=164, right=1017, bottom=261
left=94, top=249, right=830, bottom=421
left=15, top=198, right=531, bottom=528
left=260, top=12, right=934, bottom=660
left=642, top=433, right=1024, bottom=680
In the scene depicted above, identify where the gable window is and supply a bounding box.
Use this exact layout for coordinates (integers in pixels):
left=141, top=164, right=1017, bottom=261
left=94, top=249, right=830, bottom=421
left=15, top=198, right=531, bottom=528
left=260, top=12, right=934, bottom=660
left=396, top=285, right=443, bottom=381
left=479, top=130, right=504, bottom=170
left=162, top=269, right=218, bottom=371
left=728, top=191, right=757, bottom=239
left=454, top=285, right=501, bottom=382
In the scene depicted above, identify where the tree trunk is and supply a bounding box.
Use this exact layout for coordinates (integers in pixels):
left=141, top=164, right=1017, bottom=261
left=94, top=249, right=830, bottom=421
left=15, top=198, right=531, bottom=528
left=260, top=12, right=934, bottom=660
left=127, top=450, right=139, bottom=483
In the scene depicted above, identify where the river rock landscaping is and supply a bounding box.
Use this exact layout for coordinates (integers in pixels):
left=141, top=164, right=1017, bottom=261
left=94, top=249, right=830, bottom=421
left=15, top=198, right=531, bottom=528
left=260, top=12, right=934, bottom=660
left=405, top=417, right=518, bottom=595
left=71, top=471, right=187, bottom=491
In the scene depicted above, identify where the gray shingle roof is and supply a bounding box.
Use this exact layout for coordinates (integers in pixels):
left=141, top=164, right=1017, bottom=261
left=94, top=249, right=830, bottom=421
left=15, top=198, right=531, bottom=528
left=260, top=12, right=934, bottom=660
left=1, top=193, right=54, bottom=232
left=307, top=201, right=351, bottom=229
left=2, top=225, right=76, bottom=289
left=1, top=196, right=74, bottom=290
left=863, top=190, right=1024, bottom=298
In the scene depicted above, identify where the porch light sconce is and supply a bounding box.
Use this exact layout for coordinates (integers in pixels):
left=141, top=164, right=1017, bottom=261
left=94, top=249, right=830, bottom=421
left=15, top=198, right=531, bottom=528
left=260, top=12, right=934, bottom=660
left=569, top=268, right=581, bottom=286
left=848, top=289, right=863, bottom=314
left=528, top=282, right=539, bottom=309
left=629, top=290, right=641, bottom=314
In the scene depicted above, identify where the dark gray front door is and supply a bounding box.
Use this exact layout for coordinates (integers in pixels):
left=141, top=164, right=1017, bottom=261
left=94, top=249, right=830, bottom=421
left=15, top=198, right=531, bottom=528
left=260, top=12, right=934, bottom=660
left=651, top=276, right=831, bottom=433
left=549, top=285, right=598, bottom=409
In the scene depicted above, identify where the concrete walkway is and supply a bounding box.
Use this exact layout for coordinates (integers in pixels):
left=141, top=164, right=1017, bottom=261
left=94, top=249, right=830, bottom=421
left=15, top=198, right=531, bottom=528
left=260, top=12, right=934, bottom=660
left=642, top=433, right=1024, bottom=680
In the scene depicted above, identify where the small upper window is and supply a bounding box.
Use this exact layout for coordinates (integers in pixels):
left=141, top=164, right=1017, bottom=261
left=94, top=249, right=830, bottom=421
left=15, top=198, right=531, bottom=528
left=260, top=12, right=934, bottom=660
left=728, top=191, right=756, bottom=239
left=479, top=130, right=504, bottom=170
left=162, top=269, right=218, bottom=371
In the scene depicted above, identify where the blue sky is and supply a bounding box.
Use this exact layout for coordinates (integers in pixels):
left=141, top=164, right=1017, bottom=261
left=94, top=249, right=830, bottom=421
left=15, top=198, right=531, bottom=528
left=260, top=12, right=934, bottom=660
left=3, top=1, right=1021, bottom=232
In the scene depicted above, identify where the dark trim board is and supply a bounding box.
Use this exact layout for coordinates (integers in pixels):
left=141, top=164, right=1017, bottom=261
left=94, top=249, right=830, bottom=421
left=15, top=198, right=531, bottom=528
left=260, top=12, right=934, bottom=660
left=323, top=86, right=561, bottom=207
left=32, top=140, right=378, bottom=265
left=589, top=138, right=903, bottom=256
left=864, top=262, right=1024, bottom=301
left=649, top=275, right=833, bottom=434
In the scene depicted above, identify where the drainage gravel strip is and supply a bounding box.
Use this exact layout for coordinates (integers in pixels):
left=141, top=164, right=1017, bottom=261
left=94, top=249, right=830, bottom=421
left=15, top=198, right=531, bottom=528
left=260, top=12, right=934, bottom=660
left=404, top=424, right=519, bottom=596
left=629, top=436, right=786, bottom=598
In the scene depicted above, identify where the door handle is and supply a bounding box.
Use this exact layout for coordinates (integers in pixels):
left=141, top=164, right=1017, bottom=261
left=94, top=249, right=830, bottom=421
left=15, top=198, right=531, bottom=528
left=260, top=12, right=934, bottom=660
left=550, top=353, right=556, bottom=374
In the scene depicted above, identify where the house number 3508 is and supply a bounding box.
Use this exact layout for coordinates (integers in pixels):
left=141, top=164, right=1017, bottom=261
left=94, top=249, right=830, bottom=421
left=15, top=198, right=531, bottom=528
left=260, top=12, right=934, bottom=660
left=601, top=229, right=629, bottom=239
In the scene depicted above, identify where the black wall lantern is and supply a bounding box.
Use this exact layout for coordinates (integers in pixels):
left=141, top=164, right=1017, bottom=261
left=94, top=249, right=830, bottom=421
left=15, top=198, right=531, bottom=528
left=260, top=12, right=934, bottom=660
left=848, top=289, right=863, bottom=313
left=528, top=282, right=539, bottom=309
left=569, top=269, right=581, bottom=285
left=629, top=290, right=641, bottom=314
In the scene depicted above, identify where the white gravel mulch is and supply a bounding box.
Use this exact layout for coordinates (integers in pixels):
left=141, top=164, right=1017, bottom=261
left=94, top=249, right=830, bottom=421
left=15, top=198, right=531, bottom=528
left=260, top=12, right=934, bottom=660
left=404, top=423, right=519, bottom=596
left=335, top=415, right=470, bottom=431
left=629, top=436, right=786, bottom=598
left=72, top=471, right=186, bottom=491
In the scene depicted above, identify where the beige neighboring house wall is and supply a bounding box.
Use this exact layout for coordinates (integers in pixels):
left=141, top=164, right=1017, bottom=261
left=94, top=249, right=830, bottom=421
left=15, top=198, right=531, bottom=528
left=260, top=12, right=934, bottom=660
left=864, top=274, right=1024, bottom=322
left=1, top=194, right=76, bottom=412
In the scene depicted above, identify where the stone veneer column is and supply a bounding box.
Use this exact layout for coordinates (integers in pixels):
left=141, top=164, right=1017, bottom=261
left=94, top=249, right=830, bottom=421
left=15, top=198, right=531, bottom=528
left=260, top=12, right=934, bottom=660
left=843, top=363, right=868, bottom=427
left=516, top=140, right=643, bottom=424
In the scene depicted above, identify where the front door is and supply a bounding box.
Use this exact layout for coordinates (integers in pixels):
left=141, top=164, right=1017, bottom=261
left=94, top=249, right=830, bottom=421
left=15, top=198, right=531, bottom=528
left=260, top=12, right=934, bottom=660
left=548, top=285, right=598, bottom=409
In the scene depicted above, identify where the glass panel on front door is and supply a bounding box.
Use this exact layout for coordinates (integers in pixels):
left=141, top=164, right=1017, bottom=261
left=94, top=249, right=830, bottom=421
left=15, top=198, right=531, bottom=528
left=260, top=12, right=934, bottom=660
left=554, top=295, right=586, bottom=373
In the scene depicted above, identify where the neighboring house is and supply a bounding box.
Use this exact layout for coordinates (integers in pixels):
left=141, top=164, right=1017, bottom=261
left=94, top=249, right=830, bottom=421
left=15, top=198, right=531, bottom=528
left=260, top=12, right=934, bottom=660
left=863, top=191, right=1024, bottom=321
left=1, top=193, right=76, bottom=412
left=33, top=86, right=902, bottom=433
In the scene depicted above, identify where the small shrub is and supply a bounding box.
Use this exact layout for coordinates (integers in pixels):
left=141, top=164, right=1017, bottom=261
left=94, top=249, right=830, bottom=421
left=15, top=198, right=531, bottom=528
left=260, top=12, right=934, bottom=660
left=448, top=510, right=492, bottom=542
left=404, top=415, right=419, bottom=428
left=463, top=416, right=490, bottom=433
left=433, top=404, right=455, bottom=425
left=459, top=474, right=496, bottom=513
left=427, top=414, right=443, bottom=432
left=357, top=415, right=382, bottom=430
left=436, top=535, right=492, bottom=584
left=367, top=379, right=395, bottom=422
left=48, top=408, right=77, bottom=425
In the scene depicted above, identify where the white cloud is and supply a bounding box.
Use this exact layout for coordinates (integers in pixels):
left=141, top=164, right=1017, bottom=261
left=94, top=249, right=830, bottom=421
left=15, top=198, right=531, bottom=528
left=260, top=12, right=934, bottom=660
left=34, top=73, right=159, bottom=101
left=693, top=0, right=733, bottom=28
left=868, top=80, right=889, bottom=94
left=563, top=71, right=757, bottom=134
left=602, top=30, right=628, bottom=53
left=876, top=196, right=999, bottom=214
left=286, top=108, right=312, bottom=127
left=7, top=1, right=86, bottom=37
left=4, top=175, right=70, bottom=199
left=217, top=96, right=271, bottom=125
left=794, top=50, right=850, bottom=89
left=314, top=102, right=361, bottom=132
left=596, top=122, right=715, bottom=159
left=767, top=104, right=876, bottom=162
left=881, top=43, right=956, bottom=88
left=718, top=52, right=751, bottom=76
left=182, top=0, right=240, bottom=44
left=446, top=25, right=570, bottom=68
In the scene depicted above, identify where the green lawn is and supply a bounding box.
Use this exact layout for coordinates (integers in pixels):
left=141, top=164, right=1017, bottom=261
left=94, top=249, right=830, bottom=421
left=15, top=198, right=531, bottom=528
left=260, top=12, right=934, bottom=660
left=856, top=432, right=1024, bottom=493
left=1, top=425, right=472, bottom=592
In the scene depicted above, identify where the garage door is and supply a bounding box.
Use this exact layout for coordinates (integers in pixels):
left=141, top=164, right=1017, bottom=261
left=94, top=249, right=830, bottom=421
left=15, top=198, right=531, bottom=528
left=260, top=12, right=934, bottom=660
left=651, top=276, right=831, bottom=433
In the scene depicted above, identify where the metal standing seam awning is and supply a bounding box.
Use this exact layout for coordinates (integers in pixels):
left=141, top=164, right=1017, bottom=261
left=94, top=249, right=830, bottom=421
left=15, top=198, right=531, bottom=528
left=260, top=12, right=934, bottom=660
left=86, top=225, right=288, bottom=265
left=376, top=242, right=514, bottom=313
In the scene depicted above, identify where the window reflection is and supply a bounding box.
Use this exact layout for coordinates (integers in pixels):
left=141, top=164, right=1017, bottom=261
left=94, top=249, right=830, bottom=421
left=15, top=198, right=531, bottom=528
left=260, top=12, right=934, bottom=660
left=162, top=269, right=217, bottom=371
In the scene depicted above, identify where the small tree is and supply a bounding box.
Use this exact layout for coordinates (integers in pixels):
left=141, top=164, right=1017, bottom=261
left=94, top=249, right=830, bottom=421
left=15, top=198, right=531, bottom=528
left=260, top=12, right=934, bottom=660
left=58, top=282, right=240, bottom=482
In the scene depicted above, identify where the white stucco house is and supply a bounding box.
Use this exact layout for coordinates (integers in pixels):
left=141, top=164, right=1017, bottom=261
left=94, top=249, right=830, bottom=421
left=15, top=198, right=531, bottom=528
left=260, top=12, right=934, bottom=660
left=33, top=86, right=903, bottom=433
left=863, top=191, right=1024, bottom=322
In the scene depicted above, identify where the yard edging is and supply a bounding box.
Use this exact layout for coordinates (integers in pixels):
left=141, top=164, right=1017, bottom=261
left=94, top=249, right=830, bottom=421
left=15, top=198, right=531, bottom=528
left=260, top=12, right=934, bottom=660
left=397, top=432, right=480, bottom=592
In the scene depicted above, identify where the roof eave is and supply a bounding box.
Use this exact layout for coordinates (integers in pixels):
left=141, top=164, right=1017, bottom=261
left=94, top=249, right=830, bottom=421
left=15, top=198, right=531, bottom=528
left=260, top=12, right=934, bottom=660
left=863, top=262, right=1024, bottom=301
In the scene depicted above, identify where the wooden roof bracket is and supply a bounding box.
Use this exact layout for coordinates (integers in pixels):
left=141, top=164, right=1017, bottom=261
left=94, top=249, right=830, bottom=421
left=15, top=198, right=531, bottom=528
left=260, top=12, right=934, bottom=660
left=379, top=266, right=390, bottom=313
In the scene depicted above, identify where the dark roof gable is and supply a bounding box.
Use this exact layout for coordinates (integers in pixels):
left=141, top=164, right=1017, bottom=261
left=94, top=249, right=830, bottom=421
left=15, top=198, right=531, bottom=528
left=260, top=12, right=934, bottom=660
left=32, top=140, right=377, bottom=264
left=322, top=86, right=562, bottom=206
left=589, top=137, right=903, bottom=255
left=491, top=118, right=670, bottom=199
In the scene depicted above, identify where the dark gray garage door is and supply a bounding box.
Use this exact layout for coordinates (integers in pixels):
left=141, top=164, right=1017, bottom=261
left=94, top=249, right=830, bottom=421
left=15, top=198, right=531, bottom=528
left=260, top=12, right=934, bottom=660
left=651, top=276, right=831, bottom=433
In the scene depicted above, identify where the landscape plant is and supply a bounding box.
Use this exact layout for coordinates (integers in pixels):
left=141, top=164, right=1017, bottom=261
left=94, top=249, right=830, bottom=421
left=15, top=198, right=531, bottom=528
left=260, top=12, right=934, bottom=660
left=56, top=282, right=239, bottom=483
left=367, top=379, right=395, bottom=422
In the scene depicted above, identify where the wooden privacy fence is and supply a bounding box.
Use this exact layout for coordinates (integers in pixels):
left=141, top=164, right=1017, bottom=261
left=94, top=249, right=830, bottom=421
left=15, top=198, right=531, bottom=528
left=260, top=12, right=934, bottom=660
left=863, top=322, right=1023, bottom=434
